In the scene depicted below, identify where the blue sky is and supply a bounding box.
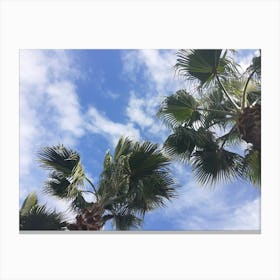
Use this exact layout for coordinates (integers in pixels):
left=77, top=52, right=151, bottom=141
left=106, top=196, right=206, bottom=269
left=20, top=49, right=260, bottom=231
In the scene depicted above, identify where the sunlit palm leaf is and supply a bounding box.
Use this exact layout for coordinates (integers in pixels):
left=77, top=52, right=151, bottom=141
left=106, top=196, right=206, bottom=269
left=175, top=49, right=223, bottom=85
left=114, top=136, right=134, bottom=161
left=20, top=192, right=38, bottom=216
left=157, top=89, right=200, bottom=128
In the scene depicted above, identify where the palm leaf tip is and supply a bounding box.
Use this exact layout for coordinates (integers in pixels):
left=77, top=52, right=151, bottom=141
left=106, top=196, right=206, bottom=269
left=20, top=192, right=38, bottom=216
left=37, top=145, right=82, bottom=175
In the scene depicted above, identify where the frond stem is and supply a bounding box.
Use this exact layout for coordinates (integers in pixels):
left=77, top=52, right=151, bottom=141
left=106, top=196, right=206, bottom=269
left=196, top=107, right=237, bottom=116
left=216, top=75, right=240, bottom=111
left=241, top=68, right=257, bottom=109
left=85, top=177, right=98, bottom=194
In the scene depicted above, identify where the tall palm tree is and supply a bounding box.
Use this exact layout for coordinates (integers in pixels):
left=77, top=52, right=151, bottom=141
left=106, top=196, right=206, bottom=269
left=22, top=137, right=177, bottom=231
left=157, top=49, right=261, bottom=186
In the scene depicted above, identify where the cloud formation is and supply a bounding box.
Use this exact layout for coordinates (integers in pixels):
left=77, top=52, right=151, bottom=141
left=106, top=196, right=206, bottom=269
left=86, top=106, right=140, bottom=147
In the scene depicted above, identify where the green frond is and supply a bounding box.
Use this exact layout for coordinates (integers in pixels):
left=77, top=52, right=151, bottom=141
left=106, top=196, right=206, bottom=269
left=128, top=172, right=177, bottom=214
left=175, top=49, right=223, bottom=85
left=191, top=148, right=244, bottom=186
left=71, top=192, right=93, bottom=210
left=113, top=136, right=134, bottom=161
left=20, top=204, right=67, bottom=230
left=112, top=211, right=143, bottom=230
left=163, top=127, right=198, bottom=162
left=247, top=89, right=261, bottom=106
left=38, top=145, right=79, bottom=175
left=128, top=141, right=170, bottom=181
left=20, top=192, right=38, bottom=216
left=217, top=125, right=243, bottom=147
left=201, top=88, right=237, bottom=128
left=163, top=127, right=217, bottom=162
left=246, top=54, right=261, bottom=79
left=242, top=149, right=261, bottom=186
left=44, top=171, right=71, bottom=198
left=38, top=145, right=86, bottom=198
left=157, top=89, right=200, bottom=128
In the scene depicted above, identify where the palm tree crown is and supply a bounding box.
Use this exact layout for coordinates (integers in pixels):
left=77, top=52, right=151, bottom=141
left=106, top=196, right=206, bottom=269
left=20, top=137, right=177, bottom=231
left=158, top=49, right=261, bottom=187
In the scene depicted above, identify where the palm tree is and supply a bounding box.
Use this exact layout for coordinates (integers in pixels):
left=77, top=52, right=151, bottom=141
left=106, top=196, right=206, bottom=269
left=20, top=192, right=67, bottom=230
left=22, top=137, right=177, bottom=231
left=157, top=49, right=261, bottom=186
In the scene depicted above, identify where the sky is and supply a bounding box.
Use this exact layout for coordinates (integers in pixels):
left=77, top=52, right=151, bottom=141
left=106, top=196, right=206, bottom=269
left=19, top=49, right=261, bottom=231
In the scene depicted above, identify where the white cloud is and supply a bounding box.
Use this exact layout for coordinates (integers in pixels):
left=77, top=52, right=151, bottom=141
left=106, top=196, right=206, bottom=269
left=46, top=81, right=84, bottom=137
left=86, top=106, right=140, bottom=147
left=20, top=50, right=84, bottom=176
left=122, top=50, right=184, bottom=141
left=126, top=92, right=154, bottom=128
left=224, top=198, right=260, bottom=230
left=234, top=49, right=259, bottom=73
left=162, top=165, right=260, bottom=231
left=105, top=90, right=120, bottom=100
left=20, top=50, right=87, bottom=218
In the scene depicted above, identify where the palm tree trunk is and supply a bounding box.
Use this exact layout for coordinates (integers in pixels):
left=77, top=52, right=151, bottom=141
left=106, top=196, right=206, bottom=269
left=67, top=203, right=105, bottom=230
left=237, top=104, right=261, bottom=150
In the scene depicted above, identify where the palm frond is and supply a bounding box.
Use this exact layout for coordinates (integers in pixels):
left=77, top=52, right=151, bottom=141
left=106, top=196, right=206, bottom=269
left=246, top=54, right=261, bottom=79
left=191, top=148, right=244, bottom=186
left=113, top=136, right=134, bottom=161
left=38, top=145, right=86, bottom=198
left=20, top=204, right=66, bottom=230
left=242, top=149, right=261, bottom=186
left=175, top=49, right=223, bottom=85
left=112, top=211, right=142, bottom=230
left=20, top=192, right=38, bottom=216
left=71, top=192, right=93, bottom=210
left=128, top=141, right=170, bottom=181
left=163, top=127, right=198, bottom=162
left=217, top=125, right=243, bottom=147
left=128, top=172, right=177, bottom=214
left=157, top=89, right=200, bottom=129
left=43, top=171, right=72, bottom=198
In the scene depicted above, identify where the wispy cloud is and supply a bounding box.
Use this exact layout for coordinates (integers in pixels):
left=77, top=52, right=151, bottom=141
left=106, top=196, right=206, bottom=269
left=46, top=81, right=84, bottom=137
left=20, top=50, right=87, bottom=212
left=162, top=162, right=261, bottom=230
left=122, top=50, right=185, bottom=142
left=86, top=106, right=140, bottom=147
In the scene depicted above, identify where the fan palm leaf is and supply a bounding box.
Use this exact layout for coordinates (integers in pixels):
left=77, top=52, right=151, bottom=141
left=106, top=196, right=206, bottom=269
left=191, top=148, right=244, bottom=186
left=20, top=195, right=66, bottom=231
left=175, top=49, right=223, bottom=85
left=157, top=89, right=200, bottom=128
left=20, top=192, right=38, bottom=216
left=38, top=145, right=87, bottom=199
left=242, top=149, right=261, bottom=186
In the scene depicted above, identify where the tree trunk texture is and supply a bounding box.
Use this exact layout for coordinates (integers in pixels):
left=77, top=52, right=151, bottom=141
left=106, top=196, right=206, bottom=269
left=238, top=104, right=261, bottom=150
left=67, top=203, right=105, bottom=230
